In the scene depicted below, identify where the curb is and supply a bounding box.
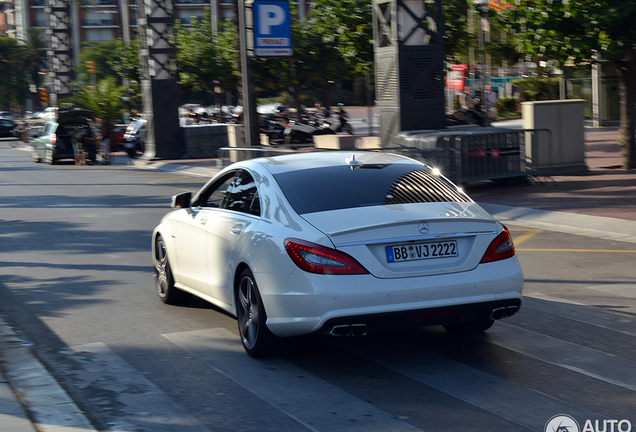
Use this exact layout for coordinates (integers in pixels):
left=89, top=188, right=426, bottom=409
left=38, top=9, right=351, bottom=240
left=0, top=315, right=97, bottom=432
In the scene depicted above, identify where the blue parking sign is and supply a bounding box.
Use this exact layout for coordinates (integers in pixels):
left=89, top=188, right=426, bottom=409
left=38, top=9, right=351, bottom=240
left=252, top=0, right=293, bottom=57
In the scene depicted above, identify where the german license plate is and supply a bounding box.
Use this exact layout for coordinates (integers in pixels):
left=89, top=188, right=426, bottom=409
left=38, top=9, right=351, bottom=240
left=386, top=240, right=458, bottom=263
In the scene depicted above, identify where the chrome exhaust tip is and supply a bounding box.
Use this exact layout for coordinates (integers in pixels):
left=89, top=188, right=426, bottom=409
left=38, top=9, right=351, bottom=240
left=351, top=324, right=368, bottom=336
left=329, top=324, right=368, bottom=336
left=330, top=325, right=351, bottom=336
left=490, top=307, right=506, bottom=320
left=490, top=306, right=519, bottom=320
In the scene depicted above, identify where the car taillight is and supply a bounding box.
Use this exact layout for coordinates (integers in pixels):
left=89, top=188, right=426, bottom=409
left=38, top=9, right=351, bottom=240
left=50, top=133, right=57, bottom=143
left=284, top=239, right=369, bottom=275
left=481, top=227, right=516, bottom=263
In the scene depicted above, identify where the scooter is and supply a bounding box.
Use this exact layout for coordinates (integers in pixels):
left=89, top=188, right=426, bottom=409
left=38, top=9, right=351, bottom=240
left=123, top=118, right=147, bottom=158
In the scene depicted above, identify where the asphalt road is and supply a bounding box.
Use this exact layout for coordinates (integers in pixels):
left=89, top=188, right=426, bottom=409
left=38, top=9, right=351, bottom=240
left=0, top=142, right=635, bottom=432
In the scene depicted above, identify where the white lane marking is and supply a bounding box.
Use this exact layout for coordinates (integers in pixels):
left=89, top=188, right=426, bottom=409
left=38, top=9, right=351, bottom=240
left=162, top=328, right=423, bottom=432
left=481, top=322, right=636, bottom=392
left=335, top=338, right=604, bottom=432
left=587, top=283, right=636, bottom=300
left=71, top=342, right=210, bottom=432
left=523, top=293, right=636, bottom=337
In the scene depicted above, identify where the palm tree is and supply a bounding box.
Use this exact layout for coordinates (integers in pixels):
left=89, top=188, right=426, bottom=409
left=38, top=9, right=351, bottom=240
left=69, top=76, right=126, bottom=134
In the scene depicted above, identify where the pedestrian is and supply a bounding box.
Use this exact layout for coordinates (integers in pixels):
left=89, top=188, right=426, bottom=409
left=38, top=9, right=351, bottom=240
left=459, top=86, right=476, bottom=122
left=484, top=85, right=498, bottom=124
left=96, top=117, right=111, bottom=165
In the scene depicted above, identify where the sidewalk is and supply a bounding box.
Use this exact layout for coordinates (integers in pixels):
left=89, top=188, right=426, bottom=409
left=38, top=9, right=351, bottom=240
left=2, top=122, right=635, bottom=432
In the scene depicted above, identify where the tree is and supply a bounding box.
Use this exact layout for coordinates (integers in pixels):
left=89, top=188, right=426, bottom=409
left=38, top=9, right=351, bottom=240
left=20, top=28, right=48, bottom=110
left=78, top=39, right=129, bottom=84
left=0, top=37, right=28, bottom=111
left=500, top=0, right=636, bottom=169
left=175, top=13, right=237, bottom=102
left=303, top=0, right=373, bottom=107
left=68, top=77, right=126, bottom=129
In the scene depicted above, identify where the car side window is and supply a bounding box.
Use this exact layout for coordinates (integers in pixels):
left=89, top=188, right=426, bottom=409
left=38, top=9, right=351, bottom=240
left=198, top=173, right=235, bottom=208
left=224, top=170, right=260, bottom=216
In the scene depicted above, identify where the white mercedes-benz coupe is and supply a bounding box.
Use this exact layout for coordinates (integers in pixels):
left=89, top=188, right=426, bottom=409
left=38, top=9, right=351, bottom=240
left=152, top=151, right=523, bottom=357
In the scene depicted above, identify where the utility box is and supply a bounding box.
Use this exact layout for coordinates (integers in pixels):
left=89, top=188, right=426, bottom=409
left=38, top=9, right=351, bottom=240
left=522, top=100, right=588, bottom=174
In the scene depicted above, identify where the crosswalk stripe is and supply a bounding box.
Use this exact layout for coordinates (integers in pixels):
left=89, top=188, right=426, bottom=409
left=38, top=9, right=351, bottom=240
left=71, top=342, right=210, bottom=432
left=162, top=328, right=423, bottom=432
left=587, top=283, right=636, bottom=300
left=523, top=293, right=636, bottom=337
left=481, top=322, right=636, bottom=392
left=334, top=338, right=605, bottom=431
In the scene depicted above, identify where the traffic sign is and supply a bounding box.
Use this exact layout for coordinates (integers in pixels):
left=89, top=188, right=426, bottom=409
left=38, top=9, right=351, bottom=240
left=252, top=0, right=293, bottom=57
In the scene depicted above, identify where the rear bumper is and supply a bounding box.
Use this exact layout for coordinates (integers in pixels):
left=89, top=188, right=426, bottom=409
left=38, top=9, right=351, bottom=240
left=257, top=257, right=524, bottom=338
left=316, top=298, right=521, bottom=336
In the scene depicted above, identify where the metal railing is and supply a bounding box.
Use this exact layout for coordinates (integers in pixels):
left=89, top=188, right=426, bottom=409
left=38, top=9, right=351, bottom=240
left=191, top=126, right=553, bottom=185
left=393, top=128, right=552, bottom=184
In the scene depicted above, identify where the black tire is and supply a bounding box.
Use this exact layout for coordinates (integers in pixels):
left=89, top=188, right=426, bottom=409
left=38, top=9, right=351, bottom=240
left=154, top=235, right=191, bottom=305
left=443, top=317, right=494, bottom=335
left=126, top=147, right=138, bottom=158
left=236, top=268, right=278, bottom=358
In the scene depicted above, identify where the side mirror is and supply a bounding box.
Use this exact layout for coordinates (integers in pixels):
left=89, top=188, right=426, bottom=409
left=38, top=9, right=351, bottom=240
left=171, top=192, right=192, bottom=209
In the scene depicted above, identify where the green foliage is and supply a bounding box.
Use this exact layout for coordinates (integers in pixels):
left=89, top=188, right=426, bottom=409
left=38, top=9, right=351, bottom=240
left=496, top=97, right=519, bottom=116
left=78, top=40, right=129, bottom=83
left=21, top=28, right=48, bottom=89
left=175, top=12, right=237, bottom=94
left=512, top=77, right=559, bottom=102
left=67, top=77, right=126, bottom=128
left=0, top=37, right=29, bottom=111
left=304, top=0, right=373, bottom=75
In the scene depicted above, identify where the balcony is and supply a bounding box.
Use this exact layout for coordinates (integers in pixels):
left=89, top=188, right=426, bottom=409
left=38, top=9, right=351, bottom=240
left=81, top=0, right=116, bottom=7
left=83, top=18, right=118, bottom=27
left=174, top=0, right=209, bottom=5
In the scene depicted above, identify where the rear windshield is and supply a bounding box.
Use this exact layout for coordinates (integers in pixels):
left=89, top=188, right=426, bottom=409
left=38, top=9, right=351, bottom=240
left=274, top=164, right=470, bottom=214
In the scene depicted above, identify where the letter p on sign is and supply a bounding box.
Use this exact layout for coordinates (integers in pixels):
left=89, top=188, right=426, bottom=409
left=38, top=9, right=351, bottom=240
left=259, top=4, right=284, bottom=35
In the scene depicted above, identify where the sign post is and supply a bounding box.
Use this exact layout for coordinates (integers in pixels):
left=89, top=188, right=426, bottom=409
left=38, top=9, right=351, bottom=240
left=239, top=0, right=292, bottom=146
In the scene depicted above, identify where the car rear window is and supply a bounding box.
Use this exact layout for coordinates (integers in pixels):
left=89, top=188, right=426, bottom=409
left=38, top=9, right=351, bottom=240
left=274, top=164, right=470, bottom=214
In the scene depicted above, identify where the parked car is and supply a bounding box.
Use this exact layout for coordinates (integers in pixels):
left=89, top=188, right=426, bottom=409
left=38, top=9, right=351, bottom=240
left=0, top=119, right=18, bottom=138
left=31, top=109, right=97, bottom=164
left=152, top=151, right=524, bottom=357
left=110, top=124, right=127, bottom=152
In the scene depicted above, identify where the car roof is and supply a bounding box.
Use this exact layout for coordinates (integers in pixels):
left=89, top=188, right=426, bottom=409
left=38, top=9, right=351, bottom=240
left=250, top=151, right=423, bottom=175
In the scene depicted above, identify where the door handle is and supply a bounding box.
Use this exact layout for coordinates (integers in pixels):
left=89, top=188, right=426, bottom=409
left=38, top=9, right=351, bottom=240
left=200, top=218, right=208, bottom=225
left=230, top=224, right=244, bottom=235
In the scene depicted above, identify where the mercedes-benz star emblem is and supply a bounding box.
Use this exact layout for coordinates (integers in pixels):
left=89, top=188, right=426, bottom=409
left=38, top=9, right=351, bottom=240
left=418, top=222, right=430, bottom=234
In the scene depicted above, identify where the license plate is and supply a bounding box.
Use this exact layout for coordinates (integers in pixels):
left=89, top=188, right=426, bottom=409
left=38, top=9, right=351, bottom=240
left=386, top=240, right=458, bottom=263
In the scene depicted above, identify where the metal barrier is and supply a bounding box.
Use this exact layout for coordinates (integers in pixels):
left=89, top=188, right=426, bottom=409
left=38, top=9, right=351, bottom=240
left=182, top=124, right=232, bottom=158
left=214, top=127, right=553, bottom=185
left=393, top=127, right=552, bottom=184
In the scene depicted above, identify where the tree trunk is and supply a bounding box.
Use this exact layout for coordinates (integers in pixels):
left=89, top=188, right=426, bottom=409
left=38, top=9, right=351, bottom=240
left=614, top=51, right=636, bottom=170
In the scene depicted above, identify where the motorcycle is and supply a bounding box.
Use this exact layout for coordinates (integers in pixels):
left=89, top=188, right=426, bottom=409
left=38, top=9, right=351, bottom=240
left=315, top=104, right=354, bottom=134
left=261, top=107, right=334, bottom=145
left=123, top=117, right=147, bottom=158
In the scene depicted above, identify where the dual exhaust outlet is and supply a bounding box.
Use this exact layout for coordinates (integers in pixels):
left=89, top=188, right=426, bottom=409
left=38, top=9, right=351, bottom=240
left=328, top=306, right=519, bottom=336
left=490, top=305, right=519, bottom=320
